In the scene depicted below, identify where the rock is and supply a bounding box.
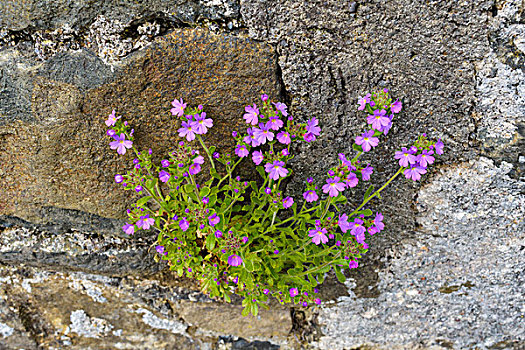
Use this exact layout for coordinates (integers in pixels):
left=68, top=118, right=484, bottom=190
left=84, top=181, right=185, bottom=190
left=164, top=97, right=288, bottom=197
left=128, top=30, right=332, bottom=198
left=0, top=0, right=240, bottom=32
left=0, top=28, right=280, bottom=228
left=0, top=264, right=290, bottom=349
left=316, top=158, right=525, bottom=349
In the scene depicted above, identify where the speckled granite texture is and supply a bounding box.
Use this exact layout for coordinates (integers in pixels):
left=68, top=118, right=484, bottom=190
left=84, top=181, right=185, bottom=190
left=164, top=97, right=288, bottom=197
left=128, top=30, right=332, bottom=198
left=0, top=0, right=523, bottom=349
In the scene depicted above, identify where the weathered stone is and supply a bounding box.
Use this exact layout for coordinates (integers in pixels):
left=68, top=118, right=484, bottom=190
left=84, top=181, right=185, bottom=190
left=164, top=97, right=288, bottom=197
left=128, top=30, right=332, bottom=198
left=0, top=0, right=240, bottom=32
left=0, top=28, right=280, bottom=228
left=316, top=158, right=525, bottom=349
left=0, top=264, right=290, bottom=349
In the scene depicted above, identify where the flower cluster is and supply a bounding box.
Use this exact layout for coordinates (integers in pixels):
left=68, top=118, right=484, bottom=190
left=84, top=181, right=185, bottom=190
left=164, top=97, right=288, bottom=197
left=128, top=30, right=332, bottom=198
left=105, top=89, right=442, bottom=316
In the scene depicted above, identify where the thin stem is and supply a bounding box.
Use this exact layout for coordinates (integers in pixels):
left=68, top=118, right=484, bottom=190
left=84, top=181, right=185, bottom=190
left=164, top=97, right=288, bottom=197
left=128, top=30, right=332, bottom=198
left=296, top=252, right=341, bottom=277
left=196, top=134, right=215, bottom=169
left=349, top=167, right=404, bottom=217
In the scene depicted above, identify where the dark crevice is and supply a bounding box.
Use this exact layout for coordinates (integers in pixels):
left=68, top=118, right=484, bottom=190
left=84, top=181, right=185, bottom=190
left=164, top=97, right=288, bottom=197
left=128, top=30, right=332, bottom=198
left=490, top=4, right=498, bottom=17
left=275, top=56, right=292, bottom=107
left=289, top=307, right=322, bottom=346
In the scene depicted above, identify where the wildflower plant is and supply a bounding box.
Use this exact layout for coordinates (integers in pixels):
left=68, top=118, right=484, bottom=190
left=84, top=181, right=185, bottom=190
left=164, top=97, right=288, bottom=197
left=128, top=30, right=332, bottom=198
left=105, top=89, right=443, bottom=316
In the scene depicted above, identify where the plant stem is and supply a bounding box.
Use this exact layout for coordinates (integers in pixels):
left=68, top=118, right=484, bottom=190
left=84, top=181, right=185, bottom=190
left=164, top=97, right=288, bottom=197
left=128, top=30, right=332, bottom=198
left=196, top=135, right=215, bottom=169
left=349, top=167, right=404, bottom=217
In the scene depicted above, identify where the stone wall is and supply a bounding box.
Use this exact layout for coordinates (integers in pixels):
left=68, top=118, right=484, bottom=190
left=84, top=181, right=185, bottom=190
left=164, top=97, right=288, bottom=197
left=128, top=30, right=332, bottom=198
left=0, top=0, right=523, bottom=349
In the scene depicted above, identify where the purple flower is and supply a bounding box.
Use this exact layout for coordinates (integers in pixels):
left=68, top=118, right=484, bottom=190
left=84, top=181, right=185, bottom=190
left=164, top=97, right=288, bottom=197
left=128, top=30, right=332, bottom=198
left=268, top=115, right=283, bottom=130
left=372, top=212, right=384, bottom=232
left=435, top=139, right=444, bottom=155
left=395, top=147, right=417, bottom=167
left=243, top=127, right=260, bottom=147
left=193, top=155, right=204, bottom=165
left=345, top=172, right=359, bottom=188
left=314, top=298, right=321, bottom=305
left=235, top=144, right=250, bottom=158
left=338, top=153, right=353, bottom=167
left=202, top=197, right=209, bottom=204
left=338, top=213, right=351, bottom=233
left=137, top=214, right=155, bottom=230
left=381, top=115, right=393, bottom=135
left=309, top=227, right=329, bottom=245
left=264, top=161, right=289, bottom=180
left=349, top=260, right=359, bottom=269
left=322, top=177, right=346, bottom=197
left=276, top=131, right=291, bottom=145
left=289, top=288, right=299, bottom=297
left=115, top=174, right=123, bottom=183
left=303, top=190, right=319, bottom=202
left=189, top=163, right=201, bottom=175
left=350, top=219, right=365, bottom=237
left=171, top=98, right=187, bottom=117
left=357, top=95, right=370, bottom=111
left=263, top=289, right=270, bottom=295
left=122, top=223, right=134, bottom=235
left=110, top=134, right=133, bottom=155
left=367, top=109, right=390, bottom=130
left=417, top=150, right=435, bottom=167
left=242, top=236, right=249, bottom=244
left=179, top=218, right=189, bottom=231
left=273, top=102, right=288, bottom=117
left=161, top=159, right=170, bottom=167
left=215, top=230, right=223, bottom=238
left=261, top=94, right=269, bottom=102
left=391, top=100, right=402, bottom=114
left=404, top=165, right=427, bottom=181
left=281, top=149, right=289, bottom=156
left=306, top=117, right=321, bottom=136
left=355, top=130, right=379, bottom=152
left=253, top=122, right=275, bottom=144
left=252, top=151, right=264, bottom=165
left=178, top=121, right=196, bottom=141
left=303, top=132, right=316, bottom=142
left=156, top=245, right=167, bottom=256
left=283, top=196, right=294, bottom=209
left=135, top=185, right=143, bottom=193
left=208, top=213, right=220, bottom=226
left=107, top=129, right=116, bottom=137
left=191, top=112, right=213, bottom=134
left=227, top=254, right=243, bottom=266
left=361, top=165, right=373, bottom=181
left=243, top=104, right=259, bottom=125
left=159, top=170, right=170, bottom=183
left=274, top=249, right=279, bottom=254
left=105, top=110, right=119, bottom=126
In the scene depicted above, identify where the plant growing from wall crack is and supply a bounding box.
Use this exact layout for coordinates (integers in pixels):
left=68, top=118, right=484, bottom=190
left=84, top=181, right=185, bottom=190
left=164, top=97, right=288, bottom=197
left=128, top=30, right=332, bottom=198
left=105, top=89, right=443, bottom=316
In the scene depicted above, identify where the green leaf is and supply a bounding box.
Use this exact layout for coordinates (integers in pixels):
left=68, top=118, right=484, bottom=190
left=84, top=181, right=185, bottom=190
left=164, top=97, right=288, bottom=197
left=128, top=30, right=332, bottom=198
left=364, top=185, right=374, bottom=200
left=241, top=305, right=250, bottom=317
left=335, top=268, right=346, bottom=283
left=352, top=143, right=363, bottom=152
left=210, top=168, right=221, bottom=180
left=136, top=196, right=153, bottom=207
left=205, top=234, right=216, bottom=250
left=256, top=166, right=266, bottom=179
left=200, top=186, right=211, bottom=197
left=183, top=184, right=195, bottom=193
left=357, top=209, right=373, bottom=217
left=209, top=146, right=216, bottom=154
left=246, top=260, right=255, bottom=272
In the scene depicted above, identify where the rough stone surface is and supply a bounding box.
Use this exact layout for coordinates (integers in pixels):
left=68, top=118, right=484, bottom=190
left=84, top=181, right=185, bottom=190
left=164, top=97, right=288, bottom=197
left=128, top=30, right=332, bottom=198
left=316, top=158, right=525, bottom=349
left=1, top=0, right=524, bottom=349
left=0, top=28, right=280, bottom=227
left=0, top=264, right=291, bottom=349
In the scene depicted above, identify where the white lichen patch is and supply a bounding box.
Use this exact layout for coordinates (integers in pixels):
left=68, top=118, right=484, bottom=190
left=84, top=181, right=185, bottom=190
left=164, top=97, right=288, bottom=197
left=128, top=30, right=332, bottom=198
left=68, top=279, right=107, bottom=303
left=0, top=321, right=14, bottom=338
left=133, top=308, right=187, bottom=335
left=87, top=15, right=160, bottom=65
left=69, top=310, right=113, bottom=338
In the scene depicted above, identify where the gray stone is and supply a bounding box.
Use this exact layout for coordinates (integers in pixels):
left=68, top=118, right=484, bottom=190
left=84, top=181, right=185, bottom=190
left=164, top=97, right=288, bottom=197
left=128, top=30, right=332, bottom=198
left=316, top=158, right=525, bottom=349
